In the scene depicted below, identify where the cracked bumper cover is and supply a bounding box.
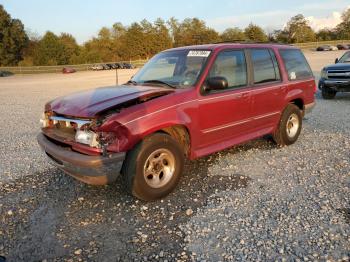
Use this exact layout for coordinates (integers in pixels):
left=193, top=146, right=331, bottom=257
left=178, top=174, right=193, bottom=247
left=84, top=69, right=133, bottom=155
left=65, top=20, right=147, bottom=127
left=37, top=133, right=125, bottom=185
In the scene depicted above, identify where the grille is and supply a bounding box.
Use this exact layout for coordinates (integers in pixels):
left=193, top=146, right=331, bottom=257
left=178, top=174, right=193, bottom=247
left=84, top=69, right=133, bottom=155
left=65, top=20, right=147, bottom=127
left=327, top=70, right=350, bottom=79
left=47, top=115, right=92, bottom=142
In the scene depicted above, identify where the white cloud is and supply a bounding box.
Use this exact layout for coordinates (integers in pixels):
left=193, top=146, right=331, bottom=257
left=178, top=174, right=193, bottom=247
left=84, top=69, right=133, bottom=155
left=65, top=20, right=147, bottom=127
left=207, top=4, right=350, bottom=33
left=207, top=10, right=295, bottom=32
left=306, top=12, right=342, bottom=31
left=306, top=5, right=350, bottom=31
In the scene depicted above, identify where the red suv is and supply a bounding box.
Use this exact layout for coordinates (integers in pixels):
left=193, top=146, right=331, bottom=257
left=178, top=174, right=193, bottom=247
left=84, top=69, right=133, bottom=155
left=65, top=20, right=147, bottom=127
left=38, top=43, right=316, bottom=200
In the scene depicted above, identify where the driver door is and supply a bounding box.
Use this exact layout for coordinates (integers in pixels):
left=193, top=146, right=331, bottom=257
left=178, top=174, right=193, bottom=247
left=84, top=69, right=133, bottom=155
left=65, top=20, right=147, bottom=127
left=197, top=49, right=254, bottom=155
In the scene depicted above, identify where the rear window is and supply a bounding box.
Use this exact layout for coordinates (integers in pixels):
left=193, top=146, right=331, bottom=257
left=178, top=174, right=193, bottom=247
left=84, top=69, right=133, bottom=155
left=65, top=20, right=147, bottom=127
left=279, top=49, right=313, bottom=80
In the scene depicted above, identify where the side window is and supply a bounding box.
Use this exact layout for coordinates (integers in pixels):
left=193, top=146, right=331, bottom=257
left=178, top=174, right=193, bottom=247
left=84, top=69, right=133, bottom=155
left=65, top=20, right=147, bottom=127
left=251, top=49, right=280, bottom=84
left=208, top=50, right=247, bottom=89
left=279, top=49, right=313, bottom=80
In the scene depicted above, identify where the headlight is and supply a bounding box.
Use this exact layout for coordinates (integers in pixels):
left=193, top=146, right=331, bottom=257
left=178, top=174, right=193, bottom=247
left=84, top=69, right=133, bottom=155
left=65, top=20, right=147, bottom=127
left=40, top=113, right=50, bottom=128
left=75, top=130, right=99, bottom=147
left=321, top=68, right=328, bottom=79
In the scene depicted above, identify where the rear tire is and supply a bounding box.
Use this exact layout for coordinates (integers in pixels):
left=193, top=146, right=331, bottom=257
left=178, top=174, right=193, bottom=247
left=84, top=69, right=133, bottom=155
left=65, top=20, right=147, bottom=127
left=122, top=133, right=184, bottom=201
left=321, top=87, right=336, bottom=99
left=273, top=104, right=302, bottom=146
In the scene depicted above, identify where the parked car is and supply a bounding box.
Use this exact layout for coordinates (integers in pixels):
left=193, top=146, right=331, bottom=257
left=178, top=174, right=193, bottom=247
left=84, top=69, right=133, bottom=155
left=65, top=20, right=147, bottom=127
left=62, top=67, right=76, bottom=74
left=37, top=43, right=316, bottom=200
left=337, top=44, right=349, bottom=50
left=0, top=70, right=13, bottom=77
left=330, top=46, right=338, bottom=51
left=108, top=63, right=118, bottom=69
left=122, top=63, right=135, bottom=69
left=102, top=64, right=112, bottom=70
left=115, top=63, right=123, bottom=69
left=316, top=45, right=332, bottom=51
left=90, top=64, right=104, bottom=70
left=319, top=50, right=350, bottom=99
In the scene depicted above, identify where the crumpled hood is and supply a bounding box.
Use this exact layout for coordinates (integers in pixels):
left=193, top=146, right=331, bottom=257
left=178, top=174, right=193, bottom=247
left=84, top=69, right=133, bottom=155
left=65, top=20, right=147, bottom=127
left=48, top=85, right=174, bottom=118
left=324, top=63, right=350, bottom=71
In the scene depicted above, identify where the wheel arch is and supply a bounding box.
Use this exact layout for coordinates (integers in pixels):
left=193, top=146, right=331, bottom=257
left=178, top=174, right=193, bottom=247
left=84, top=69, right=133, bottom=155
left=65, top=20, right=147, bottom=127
left=289, top=98, right=304, bottom=111
left=158, top=125, right=191, bottom=157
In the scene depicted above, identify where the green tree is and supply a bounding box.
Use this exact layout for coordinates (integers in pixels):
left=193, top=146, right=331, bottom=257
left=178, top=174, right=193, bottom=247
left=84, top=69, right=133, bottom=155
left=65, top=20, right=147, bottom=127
left=220, top=27, right=246, bottom=42
left=336, top=8, right=350, bottom=39
left=59, top=33, right=79, bottom=64
left=148, top=18, right=172, bottom=57
left=33, top=31, right=66, bottom=65
left=116, top=19, right=172, bottom=60
left=0, top=5, right=28, bottom=66
left=316, top=29, right=337, bottom=41
left=172, top=18, right=220, bottom=47
left=280, top=14, right=316, bottom=43
left=119, top=22, right=146, bottom=60
left=18, top=30, right=40, bottom=66
left=244, top=23, right=268, bottom=42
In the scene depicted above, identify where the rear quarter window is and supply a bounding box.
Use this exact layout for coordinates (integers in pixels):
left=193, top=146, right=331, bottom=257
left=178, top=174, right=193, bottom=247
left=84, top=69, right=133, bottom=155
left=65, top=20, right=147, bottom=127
left=279, top=49, right=313, bottom=81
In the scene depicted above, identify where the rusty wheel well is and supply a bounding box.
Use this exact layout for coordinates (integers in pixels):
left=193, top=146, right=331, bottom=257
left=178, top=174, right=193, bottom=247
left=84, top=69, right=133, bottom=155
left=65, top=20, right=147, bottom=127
left=159, top=125, right=190, bottom=157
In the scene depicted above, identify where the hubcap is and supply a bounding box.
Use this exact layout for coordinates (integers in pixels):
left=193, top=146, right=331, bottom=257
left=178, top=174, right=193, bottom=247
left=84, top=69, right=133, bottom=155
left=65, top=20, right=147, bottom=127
left=286, top=113, right=299, bottom=138
left=143, top=149, right=175, bottom=188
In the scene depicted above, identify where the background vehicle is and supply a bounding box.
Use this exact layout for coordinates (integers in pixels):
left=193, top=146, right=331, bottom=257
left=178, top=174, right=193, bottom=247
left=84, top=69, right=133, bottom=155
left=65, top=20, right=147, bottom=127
left=102, top=64, right=111, bottom=70
left=108, top=63, right=118, bottom=69
left=337, top=44, right=349, bottom=50
left=330, top=46, right=338, bottom=51
left=38, top=43, right=316, bottom=201
left=316, top=45, right=332, bottom=51
left=62, top=67, right=76, bottom=74
left=319, top=51, right=350, bottom=99
left=122, top=63, right=135, bottom=69
left=90, top=64, right=104, bottom=70
left=0, top=70, right=13, bottom=77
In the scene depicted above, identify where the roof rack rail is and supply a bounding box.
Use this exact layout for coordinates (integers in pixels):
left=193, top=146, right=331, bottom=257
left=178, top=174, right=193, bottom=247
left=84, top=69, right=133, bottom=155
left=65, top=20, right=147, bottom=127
left=213, top=40, right=292, bottom=46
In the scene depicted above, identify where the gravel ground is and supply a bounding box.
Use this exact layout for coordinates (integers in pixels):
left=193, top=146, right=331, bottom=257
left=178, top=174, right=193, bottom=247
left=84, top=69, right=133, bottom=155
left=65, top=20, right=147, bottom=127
left=0, top=52, right=349, bottom=261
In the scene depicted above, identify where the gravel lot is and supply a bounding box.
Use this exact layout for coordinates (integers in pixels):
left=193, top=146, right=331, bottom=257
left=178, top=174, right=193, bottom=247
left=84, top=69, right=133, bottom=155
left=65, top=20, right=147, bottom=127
left=0, top=51, right=349, bottom=261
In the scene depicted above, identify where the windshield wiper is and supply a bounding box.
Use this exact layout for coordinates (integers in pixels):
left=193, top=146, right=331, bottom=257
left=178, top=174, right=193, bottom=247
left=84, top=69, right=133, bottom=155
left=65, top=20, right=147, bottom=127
left=126, top=80, right=138, bottom=85
left=143, top=80, right=176, bottom=89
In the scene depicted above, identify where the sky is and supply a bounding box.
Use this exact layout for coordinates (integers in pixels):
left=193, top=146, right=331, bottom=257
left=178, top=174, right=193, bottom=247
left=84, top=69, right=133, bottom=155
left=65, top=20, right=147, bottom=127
left=0, top=0, right=349, bottom=44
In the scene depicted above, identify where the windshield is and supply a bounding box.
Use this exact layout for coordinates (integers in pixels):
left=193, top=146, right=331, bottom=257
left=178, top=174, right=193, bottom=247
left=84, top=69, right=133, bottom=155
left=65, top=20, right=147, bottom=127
left=339, top=51, right=350, bottom=63
left=131, top=50, right=211, bottom=88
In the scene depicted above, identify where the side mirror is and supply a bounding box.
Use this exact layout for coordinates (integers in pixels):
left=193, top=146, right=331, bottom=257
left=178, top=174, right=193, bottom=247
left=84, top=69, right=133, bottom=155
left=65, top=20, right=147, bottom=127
left=335, top=58, right=339, bottom=64
left=205, top=77, right=228, bottom=92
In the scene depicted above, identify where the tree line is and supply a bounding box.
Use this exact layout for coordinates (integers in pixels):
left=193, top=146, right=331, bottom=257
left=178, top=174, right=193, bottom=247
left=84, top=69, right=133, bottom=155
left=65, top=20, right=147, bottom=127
left=0, top=4, right=349, bottom=67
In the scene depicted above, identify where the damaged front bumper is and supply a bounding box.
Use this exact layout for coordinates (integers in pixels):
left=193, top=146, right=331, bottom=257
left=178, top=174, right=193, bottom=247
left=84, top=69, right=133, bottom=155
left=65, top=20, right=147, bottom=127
left=37, top=133, right=125, bottom=185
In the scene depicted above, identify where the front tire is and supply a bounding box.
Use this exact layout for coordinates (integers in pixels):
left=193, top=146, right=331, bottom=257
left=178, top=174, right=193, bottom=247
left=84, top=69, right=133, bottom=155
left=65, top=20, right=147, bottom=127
left=122, top=133, right=184, bottom=201
left=273, top=104, right=302, bottom=146
left=321, top=87, right=336, bottom=99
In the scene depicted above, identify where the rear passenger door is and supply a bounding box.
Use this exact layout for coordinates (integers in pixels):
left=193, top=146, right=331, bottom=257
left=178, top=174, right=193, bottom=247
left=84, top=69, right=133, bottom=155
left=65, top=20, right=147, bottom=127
left=248, top=48, right=285, bottom=132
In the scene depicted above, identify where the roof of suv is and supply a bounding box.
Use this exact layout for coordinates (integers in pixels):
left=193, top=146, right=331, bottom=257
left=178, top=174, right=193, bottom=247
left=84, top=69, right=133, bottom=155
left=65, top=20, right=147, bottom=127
left=167, top=43, right=297, bottom=52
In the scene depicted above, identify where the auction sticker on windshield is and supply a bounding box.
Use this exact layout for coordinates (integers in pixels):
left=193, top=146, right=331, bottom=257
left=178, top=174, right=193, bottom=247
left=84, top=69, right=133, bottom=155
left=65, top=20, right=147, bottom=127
left=187, top=50, right=211, bottom=57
